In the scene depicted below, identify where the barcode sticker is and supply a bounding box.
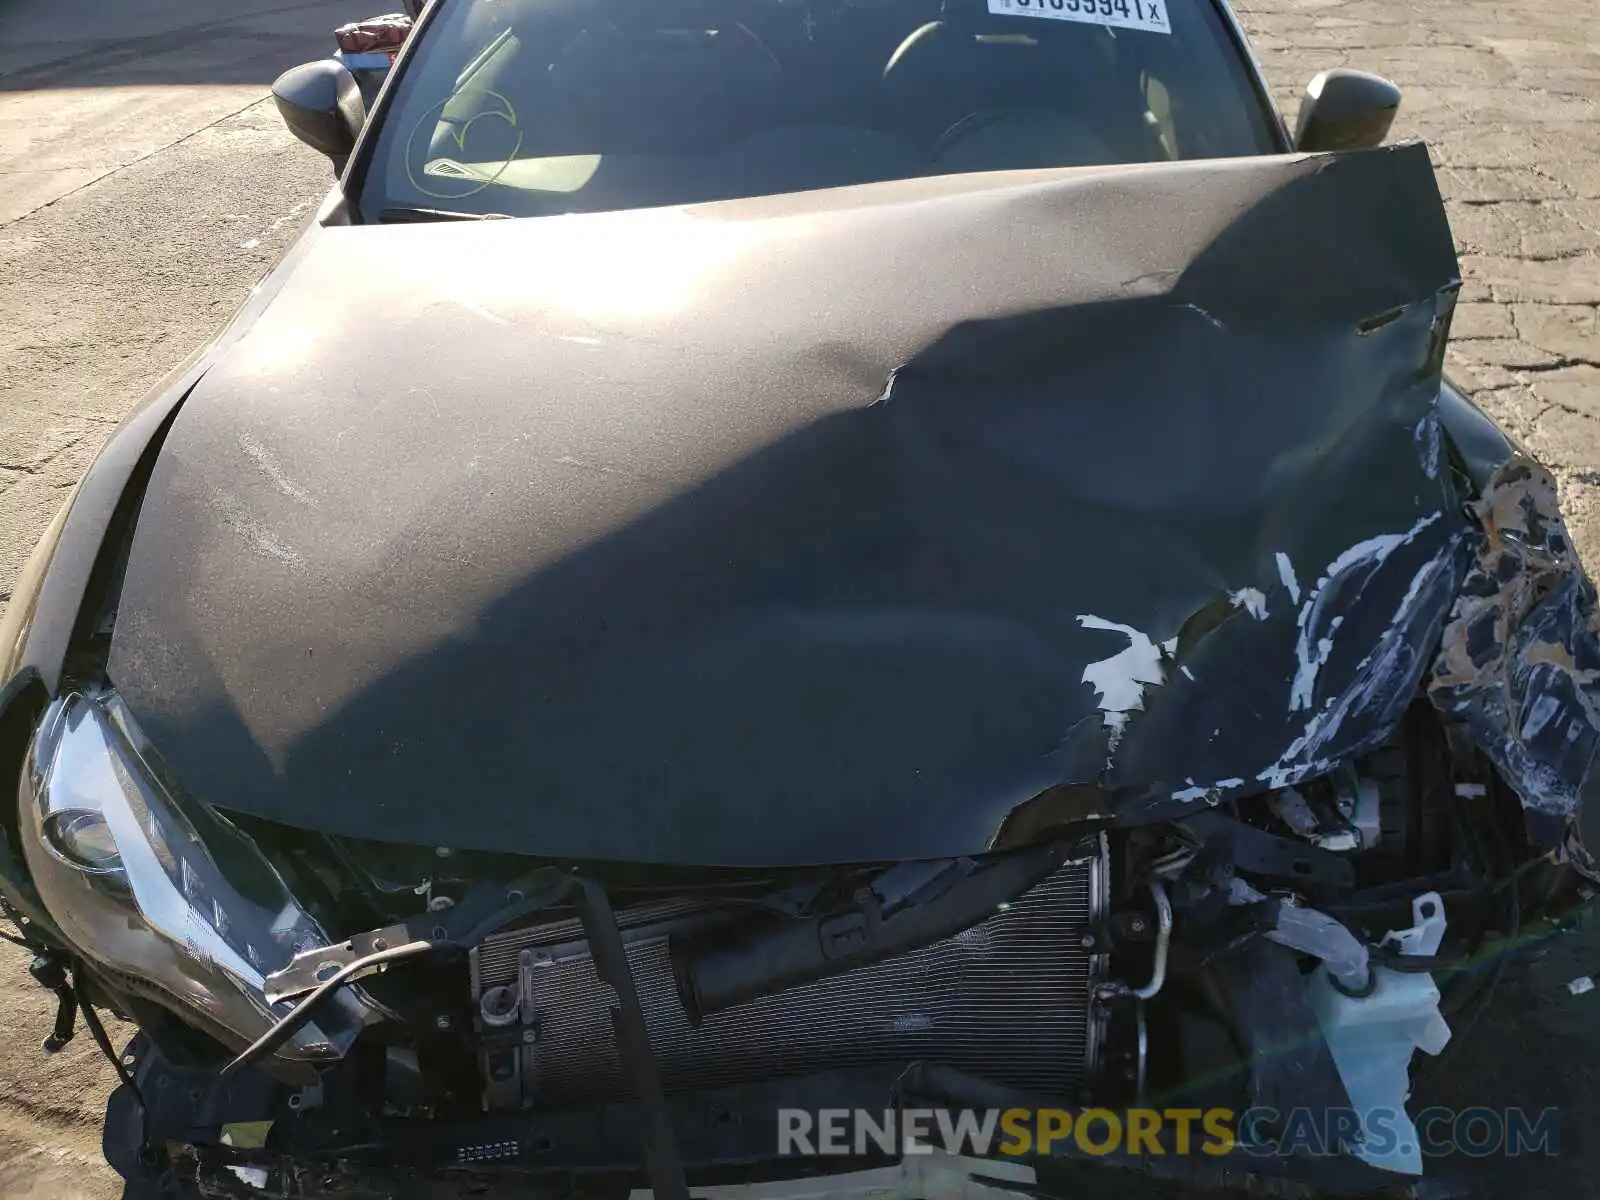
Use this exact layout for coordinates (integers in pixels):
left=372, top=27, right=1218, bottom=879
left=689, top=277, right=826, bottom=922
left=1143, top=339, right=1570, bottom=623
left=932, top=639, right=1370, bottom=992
left=987, top=0, right=1171, bottom=35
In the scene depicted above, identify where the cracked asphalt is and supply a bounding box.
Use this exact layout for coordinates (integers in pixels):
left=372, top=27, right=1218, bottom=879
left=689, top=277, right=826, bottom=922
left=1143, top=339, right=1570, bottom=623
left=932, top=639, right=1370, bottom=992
left=0, top=0, right=1597, bottom=1195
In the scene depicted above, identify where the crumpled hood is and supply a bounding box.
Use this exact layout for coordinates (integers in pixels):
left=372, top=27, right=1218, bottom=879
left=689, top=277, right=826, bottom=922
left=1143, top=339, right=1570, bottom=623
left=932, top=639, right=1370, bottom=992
left=106, top=144, right=1465, bottom=865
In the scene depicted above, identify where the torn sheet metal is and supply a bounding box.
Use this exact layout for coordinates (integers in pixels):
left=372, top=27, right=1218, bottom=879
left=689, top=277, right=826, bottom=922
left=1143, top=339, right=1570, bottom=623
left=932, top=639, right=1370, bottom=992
left=107, top=144, right=1463, bottom=864
left=1130, top=522, right=1465, bottom=810
left=1429, top=458, right=1600, bottom=860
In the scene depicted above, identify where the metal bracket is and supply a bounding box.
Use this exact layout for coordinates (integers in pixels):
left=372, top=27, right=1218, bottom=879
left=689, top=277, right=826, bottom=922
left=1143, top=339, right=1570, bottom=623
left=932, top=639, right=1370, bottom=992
left=265, top=924, right=431, bottom=1005
left=266, top=868, right=568, bottom=1003
left=29, top=954, right=77, bottom=1054
left=1183, top=810, right=1355, bottom=890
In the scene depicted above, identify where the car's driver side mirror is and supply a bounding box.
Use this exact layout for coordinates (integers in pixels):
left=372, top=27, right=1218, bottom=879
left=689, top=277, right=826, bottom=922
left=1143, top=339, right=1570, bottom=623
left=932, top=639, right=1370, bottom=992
left=272, top=60, right=367, bottom=161
left=1294, top=69, right=1402, bottom=152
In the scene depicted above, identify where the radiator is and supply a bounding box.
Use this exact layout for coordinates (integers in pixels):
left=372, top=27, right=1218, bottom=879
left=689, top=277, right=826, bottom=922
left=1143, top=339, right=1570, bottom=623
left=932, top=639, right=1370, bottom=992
left=469, top=848, right=1107, bottom=1110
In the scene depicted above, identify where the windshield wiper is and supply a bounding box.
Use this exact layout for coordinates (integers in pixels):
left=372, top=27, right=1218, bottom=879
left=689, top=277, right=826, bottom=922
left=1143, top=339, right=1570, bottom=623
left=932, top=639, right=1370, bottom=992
left=377, top=206, right=511, bottom=223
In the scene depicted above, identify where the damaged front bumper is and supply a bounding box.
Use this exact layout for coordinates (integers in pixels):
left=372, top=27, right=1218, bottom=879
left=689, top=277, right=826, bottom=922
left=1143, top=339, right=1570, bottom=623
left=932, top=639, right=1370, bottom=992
left=1430, top=456, right=1600, bottom=871
left=109, top=1039, right=1450, bottom=1200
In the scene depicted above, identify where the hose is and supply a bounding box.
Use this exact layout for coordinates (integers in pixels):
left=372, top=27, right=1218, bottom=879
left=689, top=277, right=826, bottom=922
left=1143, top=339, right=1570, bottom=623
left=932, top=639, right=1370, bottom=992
left=1095, top=880, right=1172, bottom=1003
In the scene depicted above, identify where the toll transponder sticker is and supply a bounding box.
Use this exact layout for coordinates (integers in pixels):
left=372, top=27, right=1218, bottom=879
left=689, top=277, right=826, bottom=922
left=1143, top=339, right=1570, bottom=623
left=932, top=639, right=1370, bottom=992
left=987, top=0, right=1172, bottom=35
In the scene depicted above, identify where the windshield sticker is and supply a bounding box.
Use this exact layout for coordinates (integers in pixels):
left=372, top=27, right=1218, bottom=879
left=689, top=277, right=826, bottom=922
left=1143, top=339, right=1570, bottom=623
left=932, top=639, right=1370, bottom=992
left=405, top=88, right=522, bottom=200
left=987, top=0, right=1171, bottom=35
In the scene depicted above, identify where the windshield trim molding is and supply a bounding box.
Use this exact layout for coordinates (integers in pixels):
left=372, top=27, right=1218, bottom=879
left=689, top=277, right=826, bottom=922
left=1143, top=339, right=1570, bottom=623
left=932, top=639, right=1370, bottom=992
left=1207, top=0, right=1292, bottom=150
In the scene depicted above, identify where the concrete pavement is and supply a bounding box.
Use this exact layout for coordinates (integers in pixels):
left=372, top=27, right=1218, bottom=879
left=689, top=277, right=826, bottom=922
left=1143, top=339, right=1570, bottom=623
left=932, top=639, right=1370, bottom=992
left=0, top=0, right=349, bottom=74
left=0, top=1, right=355, bottom=223
left=0, top=0, right=1597, bottom=1195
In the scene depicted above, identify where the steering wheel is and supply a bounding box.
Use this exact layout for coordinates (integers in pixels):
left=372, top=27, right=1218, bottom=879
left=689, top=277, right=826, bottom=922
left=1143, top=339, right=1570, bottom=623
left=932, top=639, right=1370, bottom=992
left=933, top=108, right=1067, bottom=158
left=931, top=107, right=1115, bottom=167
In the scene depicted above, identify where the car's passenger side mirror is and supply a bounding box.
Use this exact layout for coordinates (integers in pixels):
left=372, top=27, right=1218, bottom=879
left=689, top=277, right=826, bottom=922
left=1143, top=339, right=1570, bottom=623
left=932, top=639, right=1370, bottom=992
left=1294, top=69, right=1401, bottom=152
left=272, top=60, right=367, bottom=161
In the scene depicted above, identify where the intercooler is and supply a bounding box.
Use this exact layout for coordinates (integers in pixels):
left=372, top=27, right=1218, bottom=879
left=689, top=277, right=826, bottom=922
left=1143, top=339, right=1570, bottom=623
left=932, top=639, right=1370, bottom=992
left=468, top=845, right=1108, bottom=1110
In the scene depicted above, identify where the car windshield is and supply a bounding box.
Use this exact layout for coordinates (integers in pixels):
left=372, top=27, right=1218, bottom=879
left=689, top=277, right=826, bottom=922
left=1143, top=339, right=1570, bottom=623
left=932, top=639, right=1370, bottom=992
left=359, top=0, right=1281, bottom=220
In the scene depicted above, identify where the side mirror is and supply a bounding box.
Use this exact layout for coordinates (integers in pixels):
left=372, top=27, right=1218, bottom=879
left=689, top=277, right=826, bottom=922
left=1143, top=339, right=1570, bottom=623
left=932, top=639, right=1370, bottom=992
left=1294, top=69, right=1401, bottom=152
left=272, top=60, right=367, bottom=160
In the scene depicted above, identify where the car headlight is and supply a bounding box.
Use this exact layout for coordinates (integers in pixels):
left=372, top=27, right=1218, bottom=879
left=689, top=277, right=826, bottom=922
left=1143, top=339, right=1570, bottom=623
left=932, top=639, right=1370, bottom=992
left=19, top=689, right=367, bottom=1065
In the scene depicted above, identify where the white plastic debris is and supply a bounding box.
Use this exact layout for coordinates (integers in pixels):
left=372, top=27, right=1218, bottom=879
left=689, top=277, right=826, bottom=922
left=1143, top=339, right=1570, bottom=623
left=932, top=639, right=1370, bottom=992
left=1568, top=976, right=1595, bottom=997
left=1269, top=787, right=1320, bottom=837
left=226, top=1166, right=270, bottom=1190
left=1349, top=776, right=1382, bottom=849
left=1270, top=903, right=1371, bottom=994
left=1228, top=876, right=1267, bottom=905
left=1304, top=892, right=1451, bottom=1176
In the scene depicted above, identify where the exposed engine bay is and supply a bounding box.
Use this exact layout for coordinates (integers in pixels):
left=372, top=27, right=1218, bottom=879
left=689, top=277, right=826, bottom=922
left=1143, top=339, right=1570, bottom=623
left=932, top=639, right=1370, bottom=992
left=75, top=687, right=1578, bottom=1200
left=432, top=697, right=1548, bottom=1138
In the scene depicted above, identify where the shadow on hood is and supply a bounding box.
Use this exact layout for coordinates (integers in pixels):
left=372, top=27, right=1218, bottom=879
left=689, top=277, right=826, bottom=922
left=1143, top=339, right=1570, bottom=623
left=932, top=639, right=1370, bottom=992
left=105, top=144, right=1464, bottom=865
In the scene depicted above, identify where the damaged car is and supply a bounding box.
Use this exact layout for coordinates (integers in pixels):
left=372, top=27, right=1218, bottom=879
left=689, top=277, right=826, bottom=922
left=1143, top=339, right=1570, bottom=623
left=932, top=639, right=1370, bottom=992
left=0, top=0, right=1595, bottom=1196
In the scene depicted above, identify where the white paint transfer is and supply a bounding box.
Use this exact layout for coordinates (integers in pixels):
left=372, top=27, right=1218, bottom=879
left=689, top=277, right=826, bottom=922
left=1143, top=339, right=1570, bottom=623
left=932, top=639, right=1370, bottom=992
left=1258, top=540, right=1456, bottom=790
left=1171, top=775, right=1245, bottom=804
left=1276, top=552, right=1301, bottom=603
left=1078, top=615, right=1167, bottom=747
left=1522, top=694, right=1563, bottom=742
left=1289, top=513, right=1442, bottom=713
left=1396, top=550, right=1446, bottom=618
left=1415, top=410, right=1442, bottom=480
left=238, top=432, right=314, bottom=506
left=1230, top=587, right=1268, bottom=620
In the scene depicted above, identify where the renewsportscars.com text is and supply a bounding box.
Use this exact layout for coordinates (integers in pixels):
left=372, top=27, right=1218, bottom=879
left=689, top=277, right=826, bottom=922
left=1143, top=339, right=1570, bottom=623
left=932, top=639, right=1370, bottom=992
left=777, top=1106, right=1560, bottom=1160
